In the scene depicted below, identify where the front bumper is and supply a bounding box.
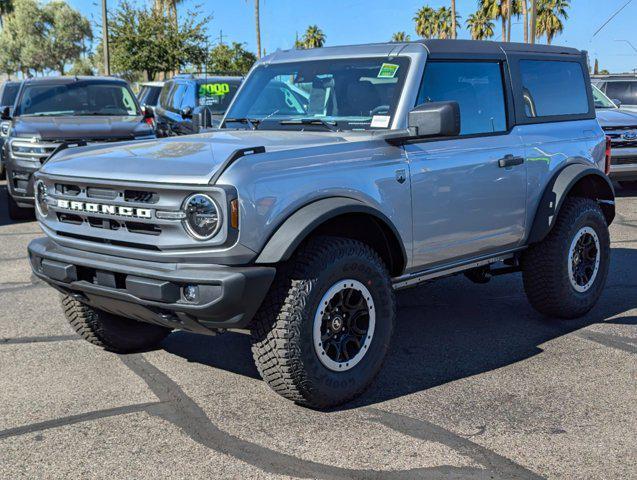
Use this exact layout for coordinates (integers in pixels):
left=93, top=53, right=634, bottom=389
left=610, top=146, right=637, bottom=181
left=6, top=155, right=39, bottom=207
left=28, top=237, right=276, bottom=333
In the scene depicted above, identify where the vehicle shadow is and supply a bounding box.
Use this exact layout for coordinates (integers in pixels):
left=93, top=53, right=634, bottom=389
left=163, top=247, right=637, bottom=410
left=0, top=182, right=33, bottom=227
left=614, top=181, right=637, bottom=198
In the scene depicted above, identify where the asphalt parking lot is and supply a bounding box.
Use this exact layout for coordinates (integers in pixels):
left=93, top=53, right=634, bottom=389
left=0, top=181, right=635, bottom=480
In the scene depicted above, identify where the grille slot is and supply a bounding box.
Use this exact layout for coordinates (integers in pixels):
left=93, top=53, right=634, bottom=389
left=87, top=217, right=121, bottom=230
left=57, top=213, right=83, bottom=225
left=87, top=187, right=118, bottom=200
left=124, top=190, right=159, bottom=204
left=125, top=222, right=161, bottom=236
left=55, top=184, right=81, bottom=196
left=56, top=231, right=161, bottom=250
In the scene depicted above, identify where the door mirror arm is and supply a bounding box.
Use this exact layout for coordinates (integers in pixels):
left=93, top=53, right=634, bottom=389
left=384, top=101, right=461, bottom=145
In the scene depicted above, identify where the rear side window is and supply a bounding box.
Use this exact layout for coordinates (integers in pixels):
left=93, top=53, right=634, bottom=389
left=1, top=83, right=19, bottom=106
left=519, top=60, right=588, bottom=117
left=604, top=82, right=637, bottom=106
left=417, top=61, right=507, bottom=135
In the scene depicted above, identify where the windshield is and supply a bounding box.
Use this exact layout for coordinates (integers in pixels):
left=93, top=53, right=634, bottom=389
left=198, top=81, right=241, bottom=114
left=224, top=57, right=410, bottom=130
left=592, top=85, right=616, bottom=109
left=1, top=83, right=19, bottom=107
left=15, top=81, right=141, bottom=117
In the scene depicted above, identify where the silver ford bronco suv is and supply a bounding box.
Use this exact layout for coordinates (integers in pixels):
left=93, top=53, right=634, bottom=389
left=28, top=40, right=615, bottom=408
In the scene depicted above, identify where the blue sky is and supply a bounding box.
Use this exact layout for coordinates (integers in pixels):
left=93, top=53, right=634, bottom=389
left=71, top=0, right=637, bottom=73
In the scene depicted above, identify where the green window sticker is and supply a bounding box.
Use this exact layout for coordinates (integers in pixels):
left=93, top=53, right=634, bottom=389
left=199, top=83, right=231, bottom=97
left=378, top=63, right=399, bottom=79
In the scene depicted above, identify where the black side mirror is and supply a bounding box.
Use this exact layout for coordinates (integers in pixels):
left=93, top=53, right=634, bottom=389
left=1, top=106, right=11, bottom=121
left=142, top=105, right=154, bottom=118
left=611, top=99, right=622, bottom=108
left=408, top=101, right=460, bottom=138
left=181, top=105, right=193, bottom=120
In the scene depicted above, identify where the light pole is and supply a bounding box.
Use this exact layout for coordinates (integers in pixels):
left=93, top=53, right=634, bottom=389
left=102, top=0, right=110, bottom=75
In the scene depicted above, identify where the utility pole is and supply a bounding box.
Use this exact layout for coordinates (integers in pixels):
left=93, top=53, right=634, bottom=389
left=102, top=0, right=110, bottom=75
left=217, top=29, right=225, bottom=46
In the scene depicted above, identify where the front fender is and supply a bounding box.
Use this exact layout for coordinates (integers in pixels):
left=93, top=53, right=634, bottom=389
left=255, top=197, right=406, bottom=268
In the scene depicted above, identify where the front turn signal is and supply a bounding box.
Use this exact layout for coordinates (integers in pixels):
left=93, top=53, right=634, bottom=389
left=230, top=199, right=239, bottom=229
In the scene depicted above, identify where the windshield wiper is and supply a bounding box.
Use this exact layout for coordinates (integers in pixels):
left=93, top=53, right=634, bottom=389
left=279, top=118, right=339, bottom=132
left=223, top=117, right=261, bottom=130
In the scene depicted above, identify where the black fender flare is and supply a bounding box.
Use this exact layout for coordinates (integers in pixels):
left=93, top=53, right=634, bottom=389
left=255, top=197, right=407, bottom=272
left=527, top=163, right=615, bottom=244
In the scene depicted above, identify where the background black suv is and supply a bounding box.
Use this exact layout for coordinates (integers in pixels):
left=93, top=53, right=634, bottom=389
left=2, top=76, right=155, bottom=219
left=0, top=80, right=21, bottom=179
left=154, top=75, right=242, bottom=136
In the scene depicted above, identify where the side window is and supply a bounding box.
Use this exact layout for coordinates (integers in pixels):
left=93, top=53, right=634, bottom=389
left=605, top=82, right=637, bottom=106
left=417, top=61, right=507, bottom=135
left=519, top=60, right=589, bottom=117
left=181, top=83, right=196, bottom=110
left=158, top=82, right=175, bottom=110
left=169, top=83, right=187, bottom=112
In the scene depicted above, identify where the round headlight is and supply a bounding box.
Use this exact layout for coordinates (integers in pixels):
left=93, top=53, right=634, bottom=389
left=183, top=194, right=221, bottom=240
left=35, top=180, right=48, bottom=217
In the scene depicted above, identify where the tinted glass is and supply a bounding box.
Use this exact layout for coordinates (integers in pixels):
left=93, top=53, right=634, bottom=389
left=158, top=82, right=175, bottom=109
left=520, top=60, right=589, bottom=117
left=226, top=57, right=410, bottom=130
left=15, top=81, right=140, bottom=116
left=197, top=81, right=241, bottom=114
left=1, top=83, right=19, bottom=106
left=604, top=81, right=637, bottom=106
left=138, top=86, right=161, bottom=106
left=417, top=61, right=507, bottom=135
left=181, top=83, right=196, bottom=109
left=169, top=83, right=187, bottom=111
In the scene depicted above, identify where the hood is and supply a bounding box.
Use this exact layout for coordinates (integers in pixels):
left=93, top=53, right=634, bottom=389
left=11, top=115, right=153, bottom=141
left=596, top=108, right=637, bottom=127
left=40, top=129, right=361, bottom=185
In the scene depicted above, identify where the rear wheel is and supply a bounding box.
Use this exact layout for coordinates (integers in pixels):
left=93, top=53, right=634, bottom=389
left=62, top=295, right=172, bottom=353
left=522, top=197, right=610, bottom=319
left=251, top=236, right=395, bottom=409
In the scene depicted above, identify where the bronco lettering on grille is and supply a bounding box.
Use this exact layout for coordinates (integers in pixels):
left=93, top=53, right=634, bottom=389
left=56, top=199, right=152, bottom=219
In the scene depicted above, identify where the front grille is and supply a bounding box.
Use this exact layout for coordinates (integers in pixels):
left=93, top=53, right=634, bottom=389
left=56, top=231, right=162, bottom=250
left=602, top=126, right=637, bottom=149
left=612, top=156, right=637, bottom=166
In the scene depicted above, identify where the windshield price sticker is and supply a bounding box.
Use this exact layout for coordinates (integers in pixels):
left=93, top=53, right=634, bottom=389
left=199, top=83, right=230, bottom=97
left=371, top=115, right=391, bottom=128
left=378, top=63, right=399, bottom=79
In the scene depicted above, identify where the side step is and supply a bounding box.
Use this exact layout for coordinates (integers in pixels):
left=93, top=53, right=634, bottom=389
left=391, top=250, right=523, bottom=290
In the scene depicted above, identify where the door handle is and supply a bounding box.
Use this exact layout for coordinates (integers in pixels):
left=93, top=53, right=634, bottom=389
left=498, top=154, right=524, bottom=168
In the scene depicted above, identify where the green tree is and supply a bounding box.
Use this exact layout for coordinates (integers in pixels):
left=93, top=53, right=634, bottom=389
left=479, top=0, right=521, bottom=41
left=0, top=0, right=13, bottom=28
left=207, top=42, right=256, bottom=75
left=466, top=11, right=495, bottom=40
left=391, top=31, right=411, bottom=42
left=414, top=6, right=460, bottom=39
left=108, top=1, right=208, bottom=80
left=0, top=0, right=48, bottom=76
left=43, top=1, right=92, bottom=75
left=68, top=57, right=95, bottom=76
left=302, top=25, right=326, bottom=49
left=535, top=0, right=569, bottom=44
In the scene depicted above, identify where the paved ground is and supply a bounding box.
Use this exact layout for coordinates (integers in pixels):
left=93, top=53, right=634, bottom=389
left=0, top=181, right=635, bottom=480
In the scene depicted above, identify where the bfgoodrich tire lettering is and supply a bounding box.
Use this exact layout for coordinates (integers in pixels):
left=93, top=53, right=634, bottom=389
left=522, top=197, right=610, bottom=319
left=62, top=295, right=172, bottom=353
left=250, top=236, right=395, bottom=408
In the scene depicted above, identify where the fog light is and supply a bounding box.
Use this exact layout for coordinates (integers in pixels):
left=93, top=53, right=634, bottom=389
left=183, top=285, right=198, bottom=302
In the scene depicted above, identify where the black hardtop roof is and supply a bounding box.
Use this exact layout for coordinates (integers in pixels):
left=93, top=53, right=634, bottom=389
left=22, top=76, right=129, bottom=85
left=416, top=39, right=582, bottom=56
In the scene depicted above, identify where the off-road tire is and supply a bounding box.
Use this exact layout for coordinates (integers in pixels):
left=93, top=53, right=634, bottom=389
left=62, top=295, right=172, bottom=353
left=7, top=192, right=33, bottom=221
left=251, top=236, right=395, bottom=409
left=522, top=197, right=610, bottom=319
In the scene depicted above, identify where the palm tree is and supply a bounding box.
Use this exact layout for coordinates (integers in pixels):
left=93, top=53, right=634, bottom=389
left=535, top=0, right=569, bottom=44
left=435, top=7, right=459, bottom=39
left=0, top=0, right=14, bottom=28
left=303, top=25, right=326, bottom=49
left=530, top=0, right=537, bottom=43
left=414, top=6, right=436, bottom=39
left=521, top=0, right=528, bottom=43
left=391, top=31, right=411, bottom=42
left=154, top=0, right=182, bottom=24
left=451, top=0, right=457, bottom=39
left=480, top=0, right=521, bottom=42
left=466, top=11, right=495, bottom=40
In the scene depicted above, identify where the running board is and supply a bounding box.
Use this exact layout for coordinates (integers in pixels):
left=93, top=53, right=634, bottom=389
left=391, top=250, right=522, bottom=290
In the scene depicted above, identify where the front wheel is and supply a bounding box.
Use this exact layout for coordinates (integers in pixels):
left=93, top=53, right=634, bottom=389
left=251, top=236, right=395, bottom=409
left=522, top=197, right=610, bottom=319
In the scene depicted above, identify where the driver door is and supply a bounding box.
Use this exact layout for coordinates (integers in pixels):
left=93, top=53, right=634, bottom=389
left=405, top=60, right=527, bottom=269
